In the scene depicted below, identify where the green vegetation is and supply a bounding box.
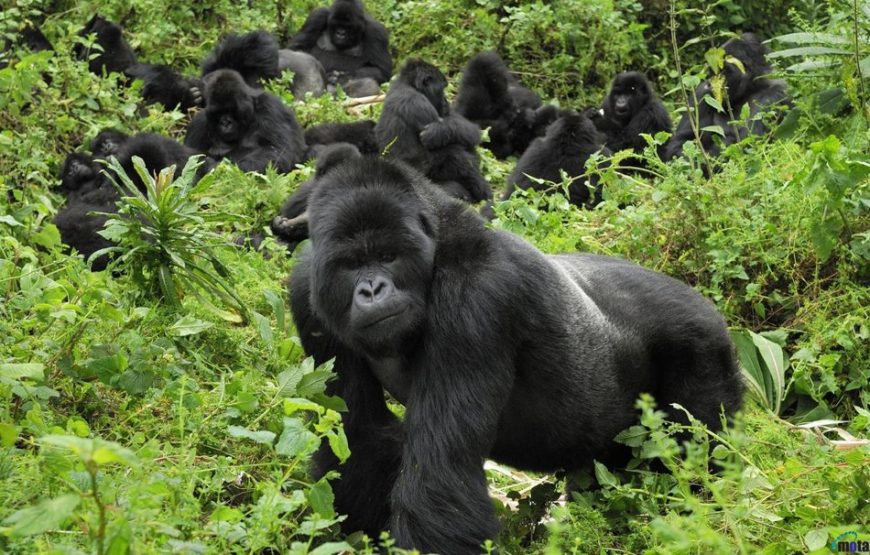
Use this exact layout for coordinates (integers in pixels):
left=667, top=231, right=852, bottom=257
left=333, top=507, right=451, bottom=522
left=1, top=0, right=868, bottom=553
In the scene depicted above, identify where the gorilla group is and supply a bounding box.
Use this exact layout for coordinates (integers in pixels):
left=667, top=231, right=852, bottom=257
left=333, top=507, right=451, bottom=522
left=454, top=51, right=558, bottom=158
left=55, top=131, right=207, bottom=271
left=376, top=59, right=491, bottom=203
left=290, top=156, right=744, bottom=555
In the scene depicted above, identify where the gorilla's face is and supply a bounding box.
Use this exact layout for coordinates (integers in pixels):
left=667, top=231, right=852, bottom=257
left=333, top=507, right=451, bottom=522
left=722, top=61, right=753, bottom=104
left=328, top=5, right=364, bottom=49
left=416, top=70, right=449, bottom=118
left=607, top=72, right=651, bottom=123
left=61, top=154, right=95, bottom=191
left=307, top=162, right=436, bottom=355
left=203, top=71, right=256, bottom=147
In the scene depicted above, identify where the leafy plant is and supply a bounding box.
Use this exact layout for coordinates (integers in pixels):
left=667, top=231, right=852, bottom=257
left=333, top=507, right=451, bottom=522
left=97, top=156, right=250, bottom=322
left=731, top=329, right=788, bottom=415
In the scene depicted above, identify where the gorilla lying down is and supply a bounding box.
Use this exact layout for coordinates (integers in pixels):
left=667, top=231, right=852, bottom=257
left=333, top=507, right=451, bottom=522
left=290, top=157, right=744, bottom=554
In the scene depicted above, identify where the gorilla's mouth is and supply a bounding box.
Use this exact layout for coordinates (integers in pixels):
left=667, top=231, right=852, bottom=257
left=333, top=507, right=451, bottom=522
left=360, top=307, right=407, bottom=328
left=614, top=105, right=630, bottom=117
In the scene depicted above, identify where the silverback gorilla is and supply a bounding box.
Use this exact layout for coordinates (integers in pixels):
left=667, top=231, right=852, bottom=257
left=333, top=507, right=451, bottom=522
left=288, top=0, right=391, bottom=97
left=289, top=157, right=744, bottom=554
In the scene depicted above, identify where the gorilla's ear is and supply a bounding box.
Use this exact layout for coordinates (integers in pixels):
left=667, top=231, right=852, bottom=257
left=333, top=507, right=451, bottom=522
left=419, top=213, right=436, bottom=238
left=414, top=71, right=432, bottom=92
left=315, top=143, right=361, bottom=177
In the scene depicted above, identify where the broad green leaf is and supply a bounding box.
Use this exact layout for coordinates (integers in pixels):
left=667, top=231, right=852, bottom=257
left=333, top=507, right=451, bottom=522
left=731, top=330, right=771, bottom=412
left=326, top=430, right=350, bottom=463
left=2, top=494, right=81, bottom=536
left=768, top=46, right=850, bottom=58
left=40, top=435, right=137, bottom=466
left=804, top=529, right=828, bottom=551
left=275, top=417, right=318, bottom=457
left=773, top=32, right=849, bottom=45
left=253, top=311, right=273, bottom=346
left=0, top=422, right=19, bottom=447
left=750, top=332, right=787, bottom=415
left=0, top=363, right=45, bottom=381
left=613, top=425, right=648, bottom=447
left=169, top=315, right=214, bottom=337
left=307, top=479, right=336, bottom=519
left=227, top=425, right=276, bottom=445
left=593, top=461, right=619, bottom=488
left=309, top=542, right=353, bottom=555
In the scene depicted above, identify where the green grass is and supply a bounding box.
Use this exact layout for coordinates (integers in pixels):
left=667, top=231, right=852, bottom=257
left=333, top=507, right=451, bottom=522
left=1, top=0, right=868, bottom=553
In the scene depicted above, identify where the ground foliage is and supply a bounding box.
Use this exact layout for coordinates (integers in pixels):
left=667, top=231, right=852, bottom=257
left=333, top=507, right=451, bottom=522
left=0, top=0, right=868, bottom=553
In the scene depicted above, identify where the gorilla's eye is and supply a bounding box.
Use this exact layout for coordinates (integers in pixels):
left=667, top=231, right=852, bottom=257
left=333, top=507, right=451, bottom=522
left=378, top=252, right=396, bottom=264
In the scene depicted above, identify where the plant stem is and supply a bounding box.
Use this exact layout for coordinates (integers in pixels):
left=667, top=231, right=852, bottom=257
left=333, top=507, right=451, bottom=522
left=668, top=0, right=714, bottom=176
left=852, top=0, right=868, bottom=121
left=88, top=464, right=106, bottom=555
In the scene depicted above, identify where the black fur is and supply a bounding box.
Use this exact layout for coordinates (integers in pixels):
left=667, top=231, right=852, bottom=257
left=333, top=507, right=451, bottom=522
left=289, top=156, right=744, bottom=554
left=663, top=33, right=790, bottom=161
left=73, top=15, right=137, bottom=75
left=74, top=16, right=201, bottom=110
left=126, top=63, right=203, bottom=110
left=454, top=51, right=555, bottom=158
left=288, top=0, right=392, bottom=96
left=202, top=30, right=281, bottom=86
left=592, top=71, right=671, bottom=164
left=90, top=129, right=130, bottom=159
left=271, top=143, right=361, bottom=248
left=305, top=120, right=378, bottom=155
left=55, top=133, right=211, bottom=272
left=107, top=133, right=208, bottom=192
left=503, top=111, right=609, bottom=208
left=184, top=69, right=306, bottom=173
left=375, top=59, right=490, bottom=202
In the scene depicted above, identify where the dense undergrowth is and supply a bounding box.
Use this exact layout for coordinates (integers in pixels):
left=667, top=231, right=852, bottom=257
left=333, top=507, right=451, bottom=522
left=1, top=0, right=868, bottom=553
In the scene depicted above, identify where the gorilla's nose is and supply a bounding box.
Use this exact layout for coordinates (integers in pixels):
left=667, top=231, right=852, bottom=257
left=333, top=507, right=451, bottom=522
left=355, top=276, right=394, bottom=305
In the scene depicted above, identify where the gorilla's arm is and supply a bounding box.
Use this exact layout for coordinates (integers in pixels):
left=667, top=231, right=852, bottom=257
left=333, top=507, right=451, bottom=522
left=419, top=114, right=482, bottom=150
left=390, top=298, right=512, bottom=554
left=619, top=100, right=672, bottom=152
left=377, top=85, right=441, bottom=163
left=290, top=253, right=402, bottom=536
left=745, top=80, right=790, bottom=136
left=237, top=94, right=306, bottom=173
left=288, top=8, right=331, bottom=51
left=183, top=112, right=211, bottom=153
left=354, top=19, right=392, bottom=83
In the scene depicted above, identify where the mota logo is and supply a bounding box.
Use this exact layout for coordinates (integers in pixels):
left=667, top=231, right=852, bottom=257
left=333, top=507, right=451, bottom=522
left=832, top=532, right=870, bottom=553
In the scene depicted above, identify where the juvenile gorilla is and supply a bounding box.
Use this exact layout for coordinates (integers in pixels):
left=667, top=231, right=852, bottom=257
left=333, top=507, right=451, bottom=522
left=288, top=0, right=391, bottom=97
left=376, top=59, right=490, bottom=202
left=589, top=71, right=671, bottom=163
left=454, top=51, right=557, bottom=158
left=184, top=69, right=306, bottom=173
left=290, top=157, right=744, bottom=555
left=503, top=111, right=609, bottom=208
left=663, top=33, right=789, bottom=161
